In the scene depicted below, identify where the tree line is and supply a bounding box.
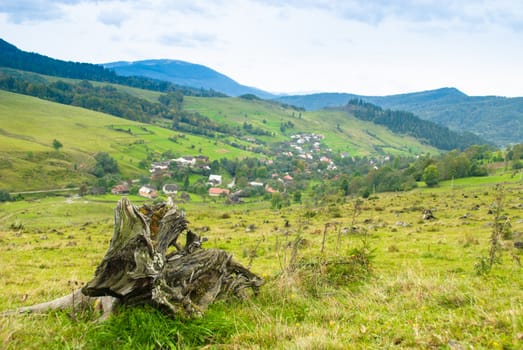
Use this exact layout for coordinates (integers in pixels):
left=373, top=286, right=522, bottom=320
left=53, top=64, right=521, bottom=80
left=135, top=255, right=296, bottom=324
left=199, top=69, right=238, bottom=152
left=344, top=99, right=489, bottom=151
left=0, top=73, right=269, bottom=142
left=0, top=39, right=225, bottom=97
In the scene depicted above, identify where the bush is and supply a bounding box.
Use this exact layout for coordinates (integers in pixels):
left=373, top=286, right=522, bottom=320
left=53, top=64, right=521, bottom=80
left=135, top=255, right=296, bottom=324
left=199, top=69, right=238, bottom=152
left=290, top=244, right=375, bottom=296
left=0, top=189, right=11, bottom=202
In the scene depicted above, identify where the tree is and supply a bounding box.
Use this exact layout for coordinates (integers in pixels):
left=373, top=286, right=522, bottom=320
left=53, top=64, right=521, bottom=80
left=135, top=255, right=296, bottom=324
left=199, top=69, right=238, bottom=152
left=293, top=191, right=302, bottom=203
left=52, top=139, right=63, bottom=151
left=271, top=192, right=283, bottom=209
left=92, top=152, right=119, bottom=178
left=423, top=165, right=439, bottom=187
left=0, top=190, right=11, bottom=202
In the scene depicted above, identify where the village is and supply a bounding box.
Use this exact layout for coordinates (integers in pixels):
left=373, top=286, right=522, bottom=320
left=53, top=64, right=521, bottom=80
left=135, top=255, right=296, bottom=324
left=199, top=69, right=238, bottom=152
left=108, top=132, right=394, bottom=203
left=107, top=133, right=331, bottom=200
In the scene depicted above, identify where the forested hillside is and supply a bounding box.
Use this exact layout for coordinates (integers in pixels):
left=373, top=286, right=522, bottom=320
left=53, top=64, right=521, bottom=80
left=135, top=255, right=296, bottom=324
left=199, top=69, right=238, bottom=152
left=105, top=59, right=275, bottom=98
left=275, top=88, right=523, bottom=146
left=343, top=99, right=489, bottom=150
left=0, top=39, right=224, bottom=97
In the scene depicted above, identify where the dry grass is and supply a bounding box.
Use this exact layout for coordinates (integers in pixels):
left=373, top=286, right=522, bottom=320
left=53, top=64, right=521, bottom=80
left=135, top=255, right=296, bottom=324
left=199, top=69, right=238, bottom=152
left=0, top=182, right=522, bottom=349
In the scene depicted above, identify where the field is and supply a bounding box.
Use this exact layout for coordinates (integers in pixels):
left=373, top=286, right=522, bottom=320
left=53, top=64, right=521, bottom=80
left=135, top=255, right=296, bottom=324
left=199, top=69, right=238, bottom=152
left=0, top=68, right=441, bottom=160
left=183, top=96, right=438, bottom=157
left=0, top=87, right=439, bottom=193
left=0, top=90, right=253, bottom=192
left=1, top=177, right=522, bottom=349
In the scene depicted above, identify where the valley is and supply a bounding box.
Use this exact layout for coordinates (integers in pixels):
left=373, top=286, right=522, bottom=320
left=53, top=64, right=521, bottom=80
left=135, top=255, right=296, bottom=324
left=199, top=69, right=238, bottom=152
left=0, top=37, right=522, bottom=349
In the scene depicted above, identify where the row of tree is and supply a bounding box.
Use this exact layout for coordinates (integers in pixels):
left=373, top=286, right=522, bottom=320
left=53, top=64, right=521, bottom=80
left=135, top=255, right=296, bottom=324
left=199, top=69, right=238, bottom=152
left=344, top=99, right=489, bottom=151
left=0, top=39, right=225, bottom=97
left=0, top=72, right=273, bottom=144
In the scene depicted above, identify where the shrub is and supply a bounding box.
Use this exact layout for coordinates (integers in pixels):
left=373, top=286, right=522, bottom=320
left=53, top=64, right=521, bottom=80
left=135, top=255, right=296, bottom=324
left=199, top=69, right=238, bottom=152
left=0, top=189, right=11, bottom=202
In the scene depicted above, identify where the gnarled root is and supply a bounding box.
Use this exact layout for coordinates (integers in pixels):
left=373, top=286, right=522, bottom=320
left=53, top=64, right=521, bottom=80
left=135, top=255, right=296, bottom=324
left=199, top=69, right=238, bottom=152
left=2, top=290, right=117, bottom=322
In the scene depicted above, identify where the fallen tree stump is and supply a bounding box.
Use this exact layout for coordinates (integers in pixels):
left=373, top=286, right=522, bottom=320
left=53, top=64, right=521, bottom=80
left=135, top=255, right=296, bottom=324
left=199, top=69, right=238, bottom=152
left=5, top=198, right=263, bottom=320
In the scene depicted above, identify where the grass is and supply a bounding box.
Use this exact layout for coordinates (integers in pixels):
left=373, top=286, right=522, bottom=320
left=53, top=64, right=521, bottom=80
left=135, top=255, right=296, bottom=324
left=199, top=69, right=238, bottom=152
left=183, top=96, right=439, bottom=157
left=0, top=90, right=254, bottom=191
left=1, top=180, right=522, bottom=349
left=1, top=81, right=441, bottom=193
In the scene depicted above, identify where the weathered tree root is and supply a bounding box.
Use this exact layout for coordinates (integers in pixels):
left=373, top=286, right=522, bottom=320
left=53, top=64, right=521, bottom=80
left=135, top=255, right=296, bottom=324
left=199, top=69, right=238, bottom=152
left=1, top=290, right=117, bottom=322
left=3, top=198, right=263, bottom=321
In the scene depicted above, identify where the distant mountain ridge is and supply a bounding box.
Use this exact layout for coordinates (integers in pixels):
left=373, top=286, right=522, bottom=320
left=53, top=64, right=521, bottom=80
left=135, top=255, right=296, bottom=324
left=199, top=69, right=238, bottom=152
left=275, top=88, right=523, bottom=146
left=104, top=59, right=276, bottom=99
left=0, top=38, right=519, bottom=146
left=0, top=38, right=225, bottom=97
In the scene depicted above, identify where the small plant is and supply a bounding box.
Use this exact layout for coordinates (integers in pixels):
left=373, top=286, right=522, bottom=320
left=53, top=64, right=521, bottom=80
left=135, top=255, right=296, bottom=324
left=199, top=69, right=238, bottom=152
left=475, top=185, right=506, bottom=275
left=10, top=220, right=24, bottom=231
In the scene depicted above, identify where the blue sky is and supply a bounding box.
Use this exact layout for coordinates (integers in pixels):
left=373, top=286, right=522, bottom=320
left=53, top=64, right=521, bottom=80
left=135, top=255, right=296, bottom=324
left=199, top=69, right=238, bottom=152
left=1, top=0, right=522, bottom=96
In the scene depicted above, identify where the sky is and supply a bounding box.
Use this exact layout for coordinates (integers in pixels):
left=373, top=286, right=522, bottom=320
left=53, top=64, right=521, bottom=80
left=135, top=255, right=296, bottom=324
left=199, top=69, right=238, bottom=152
left=1, top=0, right=522, bottom=97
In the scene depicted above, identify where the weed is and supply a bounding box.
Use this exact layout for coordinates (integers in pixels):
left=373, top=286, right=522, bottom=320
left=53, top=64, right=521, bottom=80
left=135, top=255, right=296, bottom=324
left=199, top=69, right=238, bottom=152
left=9, top=221, right=24, bottom=231
left=475, top=185, right=506, bottom=275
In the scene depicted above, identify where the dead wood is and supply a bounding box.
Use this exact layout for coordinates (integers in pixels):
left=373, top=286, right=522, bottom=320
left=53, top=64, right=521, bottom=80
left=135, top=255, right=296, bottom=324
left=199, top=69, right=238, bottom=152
left=5, top=198, right=263, bottom=320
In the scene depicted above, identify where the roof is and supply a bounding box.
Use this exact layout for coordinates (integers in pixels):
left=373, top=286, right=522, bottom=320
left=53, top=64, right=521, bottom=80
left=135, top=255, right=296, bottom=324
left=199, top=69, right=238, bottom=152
left=162, top=184, right=179, bottom=193
left=208, top=188, right=230, bottom=196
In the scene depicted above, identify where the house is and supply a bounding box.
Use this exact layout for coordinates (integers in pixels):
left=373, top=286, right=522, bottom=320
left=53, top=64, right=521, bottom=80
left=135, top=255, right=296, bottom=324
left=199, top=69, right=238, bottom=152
left=173, top=156, right=196, bottom=167
left=162, top=184, right=179, bottom=195
left=249, top=181, right=264, bottom=187
left=283, top=174, right=293, bottom=181
left=149, top=161, right=170, bottom=173
left=195, top=155, right=209, bottom=163
left=208, top=188, right=230, bottom=197
left=111, top=184, right=129, bottom=195
left=208, top=174, right=222, bottom=185
left=139, top=185, right=158, bottom=199
left=265, top=186, right=278, bottom=194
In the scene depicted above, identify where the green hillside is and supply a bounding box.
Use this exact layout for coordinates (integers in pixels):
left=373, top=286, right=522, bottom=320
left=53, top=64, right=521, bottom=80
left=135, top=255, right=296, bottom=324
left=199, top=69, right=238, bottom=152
left=183, top=96, right=438, bottom=157
left=0, top=90, right=253, bottom=192
left=275, top=88, right=523, bottom=146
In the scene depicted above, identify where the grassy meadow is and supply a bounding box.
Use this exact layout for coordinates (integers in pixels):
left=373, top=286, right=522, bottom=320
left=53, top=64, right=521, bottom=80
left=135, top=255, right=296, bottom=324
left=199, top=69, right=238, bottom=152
left=0, top=86, right=437, bottom=193
left=0, top=68, right=441, bottom=160
left=0, top=90, right=253, bottom=192
left=0, top=176, right=522, bottom=349
left=183, top=96, right=439, bottom=157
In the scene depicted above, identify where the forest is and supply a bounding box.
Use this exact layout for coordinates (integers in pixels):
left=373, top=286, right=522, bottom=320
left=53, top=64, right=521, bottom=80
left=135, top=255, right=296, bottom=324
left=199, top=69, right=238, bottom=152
left=344, top=99, right=488, bottom=150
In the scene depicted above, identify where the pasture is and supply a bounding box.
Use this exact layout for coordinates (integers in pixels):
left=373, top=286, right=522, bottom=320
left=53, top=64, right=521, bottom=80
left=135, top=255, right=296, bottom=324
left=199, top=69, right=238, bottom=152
left=0, top=180, right=522, bottom=349
left=0, top=90, right=253, bottom=191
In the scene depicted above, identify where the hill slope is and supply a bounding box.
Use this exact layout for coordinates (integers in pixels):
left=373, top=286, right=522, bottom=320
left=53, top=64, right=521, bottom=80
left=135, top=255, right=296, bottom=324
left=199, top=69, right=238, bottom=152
left=275, top=88, right=523, bottom=146
left=105, top=60, right=275, bottom=99
left=0, top=67, right=460, bottom=153
left=0, top=38, right=224, bottom=97
left=182, top=96, right=440, bottom=157
left=0, top=90, right=253, bottom=191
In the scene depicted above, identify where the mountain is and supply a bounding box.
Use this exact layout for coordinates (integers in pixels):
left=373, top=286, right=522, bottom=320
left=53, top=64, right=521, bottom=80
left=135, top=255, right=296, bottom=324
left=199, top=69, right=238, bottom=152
left=341, top=99, right=488, bottom=151
left=0, top=38, right=224, bottom=97
left=275, top=88, right=523, bottom=146
left=0, top=38, right=495, bottom=151
left=104, top=60, right=275, bottom=99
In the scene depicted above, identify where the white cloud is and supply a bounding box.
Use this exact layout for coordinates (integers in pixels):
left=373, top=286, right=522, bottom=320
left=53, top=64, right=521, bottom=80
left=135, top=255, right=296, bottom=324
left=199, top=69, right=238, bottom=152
left=159, top=33, right=218, bottom=48
left=0, top=0, right=522, bottom=96
left=97, top=9, right=128, bottom=27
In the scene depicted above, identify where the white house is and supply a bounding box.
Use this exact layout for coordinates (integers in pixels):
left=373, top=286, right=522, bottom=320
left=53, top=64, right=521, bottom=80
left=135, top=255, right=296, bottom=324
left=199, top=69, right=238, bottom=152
left=208, top=174, right=222, bottom=185
left=139, top=185, right=158, bottom=199
left=162, top=184, right=179, bottom=195
left=173, top=156, right=196, bottom=167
